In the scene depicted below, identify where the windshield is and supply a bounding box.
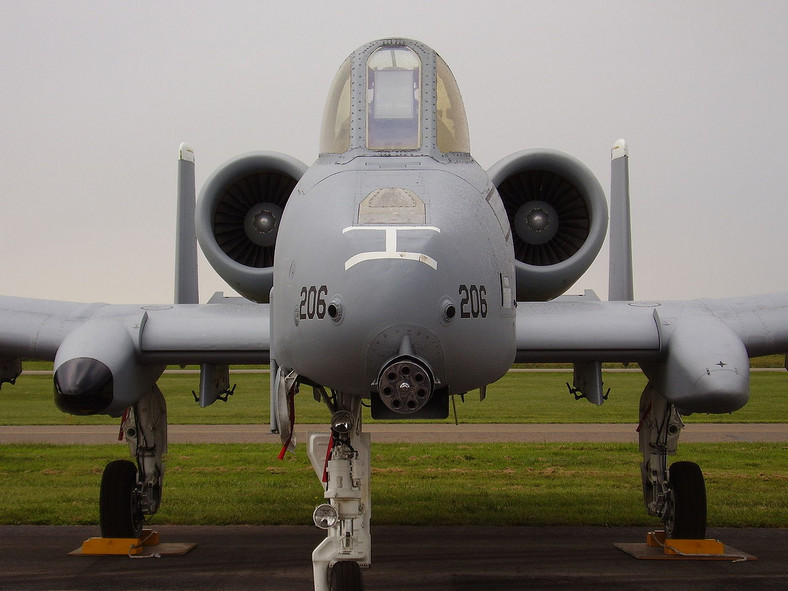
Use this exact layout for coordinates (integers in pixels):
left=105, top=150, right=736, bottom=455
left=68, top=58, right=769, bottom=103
left=436, top=56, right=470, bottom=153
left=319, top=57, right=352, bottom=154
left=366, top=46, right=421, bottom=150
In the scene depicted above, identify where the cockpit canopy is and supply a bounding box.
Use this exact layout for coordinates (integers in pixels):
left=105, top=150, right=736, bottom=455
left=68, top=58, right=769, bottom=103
left=320, top=39, right=470, bottom=157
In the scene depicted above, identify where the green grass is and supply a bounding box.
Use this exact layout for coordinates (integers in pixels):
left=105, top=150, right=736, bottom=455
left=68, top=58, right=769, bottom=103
left=0, top=442, right=785, bottom=527
left=2, top=358, right=784, bottom=529
left=2, top=368, right=786, bottom=425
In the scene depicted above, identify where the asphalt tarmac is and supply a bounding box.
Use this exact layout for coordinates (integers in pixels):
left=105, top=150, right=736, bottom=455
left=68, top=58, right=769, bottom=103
left=0, top=525, right=785, bottom=590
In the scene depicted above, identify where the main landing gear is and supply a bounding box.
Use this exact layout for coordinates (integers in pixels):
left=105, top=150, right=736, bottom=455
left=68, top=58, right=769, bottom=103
left=306, top=392, right=370, bottom=591
left=99, top=385, right=167, bottom=539
left=639, top=383, right=707, bottom=539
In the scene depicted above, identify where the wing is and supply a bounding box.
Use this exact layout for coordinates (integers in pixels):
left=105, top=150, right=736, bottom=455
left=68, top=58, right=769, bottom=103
left=0, top=295, right=269, bottom=414
left=515, top=292, right=788, bottom=412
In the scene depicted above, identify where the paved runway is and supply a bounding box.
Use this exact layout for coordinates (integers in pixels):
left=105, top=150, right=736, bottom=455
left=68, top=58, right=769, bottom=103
left=0, top=525, right=785, bottom=590
left=2, top=422, right=787, bottom=444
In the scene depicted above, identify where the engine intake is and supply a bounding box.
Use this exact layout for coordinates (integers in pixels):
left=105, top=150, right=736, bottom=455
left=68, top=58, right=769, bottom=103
left=196, top=152, right=308, bottom=302
left=489, top=150, right=608, bottom=301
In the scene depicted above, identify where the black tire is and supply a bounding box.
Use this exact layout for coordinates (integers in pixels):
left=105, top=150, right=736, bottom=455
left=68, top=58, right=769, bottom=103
left=665, top=461, right=707, bottom=539
left=99, top=459, right=143, bottom=538
left=330, top=561, right=364, bottom=591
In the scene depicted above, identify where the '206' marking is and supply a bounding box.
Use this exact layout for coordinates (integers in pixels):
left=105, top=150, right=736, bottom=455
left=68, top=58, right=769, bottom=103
left=459, top=284, right=487, bottom=318
left=299, top=285, right=328, bottom=319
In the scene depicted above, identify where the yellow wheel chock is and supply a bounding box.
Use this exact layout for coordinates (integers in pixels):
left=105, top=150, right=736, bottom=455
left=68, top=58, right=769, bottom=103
left=71, top=529, right=196, bottom=557
left=647, top=530, right=725, bottom=556
left=615, top=530, right=756, bottom=561
left=78, top=529, right=159, bottom=556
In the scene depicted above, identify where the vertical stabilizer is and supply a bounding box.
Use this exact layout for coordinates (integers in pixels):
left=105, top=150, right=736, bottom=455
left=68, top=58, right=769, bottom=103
left=175, top=143, right=199, bottom=304
left=608, top=139, right=634, bottom=301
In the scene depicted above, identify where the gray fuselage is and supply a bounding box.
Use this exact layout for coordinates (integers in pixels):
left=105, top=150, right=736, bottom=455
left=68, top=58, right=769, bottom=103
left=271, top=155, right=516, bottom=400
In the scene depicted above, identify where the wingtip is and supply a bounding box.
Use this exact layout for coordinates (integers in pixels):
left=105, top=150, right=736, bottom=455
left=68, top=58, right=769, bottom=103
left=611, top=138, right=628, bottom=160
left=179, top=142, right=195, bottom=163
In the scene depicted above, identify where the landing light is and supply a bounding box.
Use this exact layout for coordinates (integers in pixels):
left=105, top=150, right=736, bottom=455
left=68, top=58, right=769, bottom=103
left=331, top=410, right=355, bottom=434
left=313, top=504, right=338, bottom=529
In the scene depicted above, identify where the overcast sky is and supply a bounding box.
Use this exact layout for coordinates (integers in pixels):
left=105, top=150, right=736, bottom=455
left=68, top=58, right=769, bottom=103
left=1, top=0, right=786, bottom=303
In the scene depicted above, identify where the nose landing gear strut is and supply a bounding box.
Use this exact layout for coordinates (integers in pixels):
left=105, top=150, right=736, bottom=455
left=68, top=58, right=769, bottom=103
left=308, top=403, right=370, bottom=591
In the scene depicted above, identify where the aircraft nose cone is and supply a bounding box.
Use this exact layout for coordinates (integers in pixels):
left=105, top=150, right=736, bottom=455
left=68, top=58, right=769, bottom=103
left=54, top=357, right=114, bottom=415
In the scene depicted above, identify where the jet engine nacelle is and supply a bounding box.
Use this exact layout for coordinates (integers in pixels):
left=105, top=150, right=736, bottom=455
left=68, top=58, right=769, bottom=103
left=196, top=152, right=308, bottom=302
left=489, top=150, right=608, bottom=301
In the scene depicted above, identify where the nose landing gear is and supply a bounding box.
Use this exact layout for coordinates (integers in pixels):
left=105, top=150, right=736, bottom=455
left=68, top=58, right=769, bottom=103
left=308, top=400, right=370, bottom=591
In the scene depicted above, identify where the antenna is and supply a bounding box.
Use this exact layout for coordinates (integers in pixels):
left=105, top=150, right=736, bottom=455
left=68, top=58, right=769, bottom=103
left=608, top=139, right=634, bottom=301
left=175, top=143, right=199, bottom=304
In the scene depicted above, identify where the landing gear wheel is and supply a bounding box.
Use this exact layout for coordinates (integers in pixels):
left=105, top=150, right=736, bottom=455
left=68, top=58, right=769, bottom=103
left=330, top=561, right=364, bottom=591
left=99, top=459, right=143, bottom=538
left=665, top=461, right=707, bottom=539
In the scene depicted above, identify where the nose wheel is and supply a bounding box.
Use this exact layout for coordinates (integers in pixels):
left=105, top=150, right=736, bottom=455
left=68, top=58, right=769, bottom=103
left=330, top=560, right=364, bottom=591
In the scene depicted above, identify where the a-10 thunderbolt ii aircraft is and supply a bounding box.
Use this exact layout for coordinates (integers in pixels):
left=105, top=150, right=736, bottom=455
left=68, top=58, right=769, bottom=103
left=1, top=37, right=788, bottom=590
